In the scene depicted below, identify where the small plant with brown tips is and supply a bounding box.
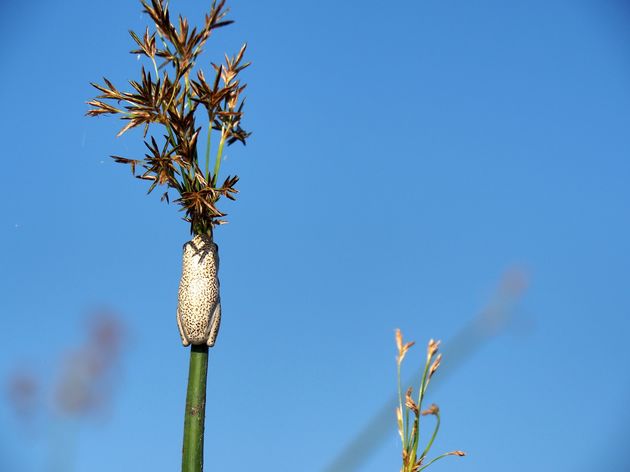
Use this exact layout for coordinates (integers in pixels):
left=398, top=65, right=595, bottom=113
left=395, top=329, right=465, bottom=471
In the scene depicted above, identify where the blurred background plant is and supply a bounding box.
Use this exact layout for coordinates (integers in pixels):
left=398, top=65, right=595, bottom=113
left=5, top=310, right=125, bottom=472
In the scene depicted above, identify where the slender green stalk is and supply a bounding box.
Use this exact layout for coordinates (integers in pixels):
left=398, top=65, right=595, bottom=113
left=204, top=121, right=212, bottom=181
left=182, top=344, right=209, bottom=472
left=212, top=126, right=227, bottom=187
left=419, top=451, right=462, bottom=471
left=397, top=362, right=405, bottom=449
left=417, top=357, right=431, bottom=409
left=151, top=56, right=159, bottom=79
left=184, top=74, right=193, bottom=111
left=420, top=412, right=441, bottom=461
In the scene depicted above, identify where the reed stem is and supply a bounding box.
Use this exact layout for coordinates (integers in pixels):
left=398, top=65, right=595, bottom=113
left=182, top=344, right=209, bottom=472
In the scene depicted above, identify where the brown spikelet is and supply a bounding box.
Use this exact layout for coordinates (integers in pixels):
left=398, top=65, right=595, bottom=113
left=427, top=339, right=440, bottom=361
left=429, top=353, right=442, bottom=378
left=421, top=403, right=439, bottom=416
left=405, top=387, right=419, bottom=416
left=395, top=329, right=415, bottom=365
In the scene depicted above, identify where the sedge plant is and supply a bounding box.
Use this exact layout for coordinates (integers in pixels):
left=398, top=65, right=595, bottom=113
left=86, top=1, right=249, bottom=470
left=395, top=330, right=465, bottom=471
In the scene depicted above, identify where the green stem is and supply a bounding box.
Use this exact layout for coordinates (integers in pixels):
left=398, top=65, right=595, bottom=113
left=397, top=361, right=406, bottom=450
left=204, top=119, right=213, bottom=181
left=182, top=344, right=209, bottom=472
left=418, top=357, right=431, bottom=406
left=162, top=122, right=190, bottom=184
left=151, top=56, right=159, bottom=79
left=184, top=74, right=193, bottom=111
left=212, top=126, right=227, bottom=187
left=418, top=451, right=457, bottom=471
left=419, top=412, right=440, bottom=461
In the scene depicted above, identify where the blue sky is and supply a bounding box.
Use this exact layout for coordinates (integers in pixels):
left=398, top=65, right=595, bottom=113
left=1, top=0, right=629, bottom=471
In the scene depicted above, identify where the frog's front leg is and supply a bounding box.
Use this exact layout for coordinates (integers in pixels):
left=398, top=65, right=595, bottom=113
left=206, top=299, right=221, bottom=347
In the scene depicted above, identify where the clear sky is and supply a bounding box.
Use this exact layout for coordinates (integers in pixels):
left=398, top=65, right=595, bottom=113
left=1, top=0, right=629, bottom=471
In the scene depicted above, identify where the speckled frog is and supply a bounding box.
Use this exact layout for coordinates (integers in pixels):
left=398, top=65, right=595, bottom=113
left=176, top=234, right=221, bottom=347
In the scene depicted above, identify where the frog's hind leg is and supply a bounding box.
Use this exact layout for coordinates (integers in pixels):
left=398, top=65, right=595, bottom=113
left=177, top=310, right=191, bottom=347
left=206, top=301, right=222, bottom=348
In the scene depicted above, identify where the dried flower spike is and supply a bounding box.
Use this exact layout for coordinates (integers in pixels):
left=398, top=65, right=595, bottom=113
left=87, top=0, right=250, bottom=236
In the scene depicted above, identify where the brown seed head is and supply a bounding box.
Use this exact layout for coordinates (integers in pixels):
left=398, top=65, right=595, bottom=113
left=395, top=329, right=415, bottom=365
left=421, top=403, right=440, bottom=416
left=427, top=339, right=440, bottom=361
left=429, top=353, right=442, bottom=378
left=405, top=386, right=419, bottom=416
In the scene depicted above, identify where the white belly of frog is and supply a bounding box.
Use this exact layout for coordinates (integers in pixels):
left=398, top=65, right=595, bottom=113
left=177, top=235, right=221, bottom=347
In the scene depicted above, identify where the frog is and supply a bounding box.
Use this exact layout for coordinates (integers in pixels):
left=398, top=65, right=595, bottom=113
left=176, top=234, right=222, bottom=347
